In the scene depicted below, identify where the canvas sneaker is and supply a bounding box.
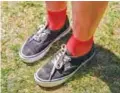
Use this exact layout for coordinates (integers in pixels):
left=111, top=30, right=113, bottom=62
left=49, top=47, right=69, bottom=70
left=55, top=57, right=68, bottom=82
left=19, top=16, right=71, bottom=63
left=34, top=44, right=95, bottom=87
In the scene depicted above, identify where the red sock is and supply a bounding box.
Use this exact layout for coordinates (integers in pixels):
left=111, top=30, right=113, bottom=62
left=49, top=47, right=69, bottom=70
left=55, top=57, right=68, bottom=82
left=66, top=35, right=93, bottom=57
left=47, top=8, right=66, bottom=31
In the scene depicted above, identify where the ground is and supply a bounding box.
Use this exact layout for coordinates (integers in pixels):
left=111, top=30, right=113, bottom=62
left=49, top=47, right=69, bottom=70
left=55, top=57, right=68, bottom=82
left=1, top=1, right=120, bottom=93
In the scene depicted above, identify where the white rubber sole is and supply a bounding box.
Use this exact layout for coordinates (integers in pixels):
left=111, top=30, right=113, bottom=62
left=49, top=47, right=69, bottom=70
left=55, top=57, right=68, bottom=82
left=19, top=27, right=71, bottom=63
left=34, top=51, right=95, bottom=87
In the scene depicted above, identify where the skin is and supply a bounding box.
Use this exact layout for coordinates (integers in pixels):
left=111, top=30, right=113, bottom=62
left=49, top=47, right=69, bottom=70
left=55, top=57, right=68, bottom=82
left=45, top=1, right=108, bottom=57
left=72, top=1, right=108, bottom=41
left=45, top=1, right=67, bottom=11
left=45, top=1, right=108, bottom=41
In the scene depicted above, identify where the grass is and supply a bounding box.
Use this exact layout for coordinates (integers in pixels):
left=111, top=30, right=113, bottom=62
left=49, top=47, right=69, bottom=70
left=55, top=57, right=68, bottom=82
left=1, top=1, right=120, bottom=93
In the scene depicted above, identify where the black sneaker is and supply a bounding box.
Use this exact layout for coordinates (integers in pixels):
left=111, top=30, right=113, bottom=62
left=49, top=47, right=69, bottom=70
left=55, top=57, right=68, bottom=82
left=19, top=16, right=71, bottom=63
left=34, top=44, right=95, bottom=87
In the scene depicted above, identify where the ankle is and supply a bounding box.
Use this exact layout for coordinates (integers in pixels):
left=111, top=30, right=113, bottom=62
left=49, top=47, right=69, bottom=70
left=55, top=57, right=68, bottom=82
left=47, top=8, right=67, bottom=31
left=67, top=35, right=93, bottom=57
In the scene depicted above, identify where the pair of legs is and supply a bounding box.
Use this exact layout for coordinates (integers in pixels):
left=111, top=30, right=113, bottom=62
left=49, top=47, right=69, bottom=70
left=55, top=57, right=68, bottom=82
left=46, top=1, right=108, bottom=56
left=20, top=1, right=108, bottom=87
left=46, top=1, right=108, bottom=40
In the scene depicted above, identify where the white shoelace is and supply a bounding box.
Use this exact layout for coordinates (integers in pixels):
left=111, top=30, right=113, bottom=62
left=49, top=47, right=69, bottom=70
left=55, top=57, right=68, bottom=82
left=33, top=25, right=50, bottom=41
left=49, top=44, right=71, bottom=80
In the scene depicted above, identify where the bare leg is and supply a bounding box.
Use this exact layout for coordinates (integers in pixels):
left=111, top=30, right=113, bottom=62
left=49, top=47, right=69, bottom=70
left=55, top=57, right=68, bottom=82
left=67, top=1, right=108, bottom=57
left=46, top=1, right=67, bottom=11
left=72, top=1, right=108, bottom=41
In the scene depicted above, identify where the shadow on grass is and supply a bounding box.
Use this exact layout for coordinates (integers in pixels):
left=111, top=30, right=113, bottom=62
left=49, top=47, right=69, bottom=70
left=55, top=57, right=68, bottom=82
left=8, top=31, right=120, bottom=93
left=39, top=44, right=120, bottom=93
left=21, top=32, right=120, bottom=93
